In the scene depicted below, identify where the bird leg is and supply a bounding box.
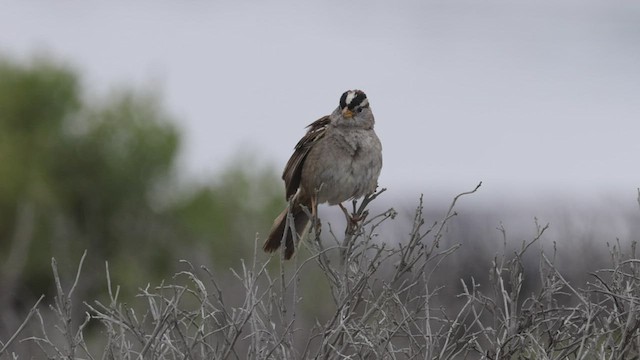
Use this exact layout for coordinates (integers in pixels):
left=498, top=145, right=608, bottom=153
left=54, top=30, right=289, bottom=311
left=311, top=195, right=318, bottom=219
left=339, top=203, right=366, bottom=237
left=339, top=202, right=351, bottom=223
left=310, top=194, right=321, bottom=239
left=340, top=203, right=367, bottom=223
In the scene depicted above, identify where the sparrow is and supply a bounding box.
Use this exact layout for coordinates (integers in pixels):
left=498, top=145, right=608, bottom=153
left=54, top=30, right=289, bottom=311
left=263, top=90, right=382, bottom=259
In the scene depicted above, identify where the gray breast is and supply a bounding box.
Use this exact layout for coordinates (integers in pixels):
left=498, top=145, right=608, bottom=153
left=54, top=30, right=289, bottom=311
left=306, top=129, right=382, bottom=205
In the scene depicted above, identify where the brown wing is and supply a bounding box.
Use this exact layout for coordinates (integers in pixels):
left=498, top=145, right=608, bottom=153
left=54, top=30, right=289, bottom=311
left=282, top=115, right=331, bottom=200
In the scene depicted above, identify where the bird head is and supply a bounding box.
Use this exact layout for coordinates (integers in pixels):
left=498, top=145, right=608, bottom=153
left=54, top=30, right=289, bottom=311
left=336, top=89, right=374, bottom=128
left=340, top=90, right=369, bottom=118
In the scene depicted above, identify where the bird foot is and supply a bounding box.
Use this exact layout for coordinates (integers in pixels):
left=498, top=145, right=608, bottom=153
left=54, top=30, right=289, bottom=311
left=339, top=203, right=368, bottom=234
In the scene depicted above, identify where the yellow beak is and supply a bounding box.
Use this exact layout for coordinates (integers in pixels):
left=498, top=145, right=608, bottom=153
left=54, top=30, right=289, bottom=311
left=342, top=108, right=354, bottom=118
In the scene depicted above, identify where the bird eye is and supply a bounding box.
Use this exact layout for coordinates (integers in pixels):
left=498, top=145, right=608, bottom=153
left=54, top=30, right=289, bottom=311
left=356, top=108, right=363, bottom=113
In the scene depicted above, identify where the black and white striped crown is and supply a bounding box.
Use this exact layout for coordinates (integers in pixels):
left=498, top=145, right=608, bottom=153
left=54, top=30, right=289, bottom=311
left=339, top=90, right=369, bottom=111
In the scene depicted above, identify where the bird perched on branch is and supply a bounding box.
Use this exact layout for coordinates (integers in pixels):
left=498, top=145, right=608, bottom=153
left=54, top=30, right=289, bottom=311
left=263, top=89, right=383, bottom=259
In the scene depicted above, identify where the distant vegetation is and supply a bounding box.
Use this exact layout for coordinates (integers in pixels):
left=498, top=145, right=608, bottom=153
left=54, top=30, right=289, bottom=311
left=0, top=54, right=282, bottom=353
left=0, top=54, right=638, bottom=359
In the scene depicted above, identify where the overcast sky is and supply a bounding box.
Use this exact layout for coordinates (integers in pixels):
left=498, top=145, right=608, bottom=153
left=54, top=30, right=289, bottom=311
left=1, top=0, right=639, bottom=206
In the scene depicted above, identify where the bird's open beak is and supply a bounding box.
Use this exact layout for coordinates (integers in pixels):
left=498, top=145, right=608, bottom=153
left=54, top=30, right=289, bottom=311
left=342, top=108, right=354, bottom=118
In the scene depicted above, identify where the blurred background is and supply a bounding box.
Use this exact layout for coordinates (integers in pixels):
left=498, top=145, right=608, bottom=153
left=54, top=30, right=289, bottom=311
left=0, top=0, right=639, bottom=355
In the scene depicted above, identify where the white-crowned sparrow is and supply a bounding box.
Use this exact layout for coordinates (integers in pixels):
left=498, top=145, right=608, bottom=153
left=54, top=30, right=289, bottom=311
left=263, top=89, right=383, bottom=259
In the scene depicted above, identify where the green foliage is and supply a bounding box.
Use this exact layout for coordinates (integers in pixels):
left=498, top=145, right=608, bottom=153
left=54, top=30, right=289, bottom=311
left=0, top=55, right=185, bottom=303
left=0, top=57, right=82, bottom=296
left=170, top=155, right=282, bottom=267
left=0, top=57, right=79, bottom=206
left=0, top=54, right=282, bottom=313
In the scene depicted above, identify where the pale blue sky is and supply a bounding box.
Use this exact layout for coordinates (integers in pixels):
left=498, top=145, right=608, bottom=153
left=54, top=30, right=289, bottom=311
left=1, top=0, right=639, bottom=205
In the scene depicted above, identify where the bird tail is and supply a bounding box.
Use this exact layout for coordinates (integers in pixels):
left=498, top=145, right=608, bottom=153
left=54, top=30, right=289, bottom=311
left=263, top=199, right=310, bottom=260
